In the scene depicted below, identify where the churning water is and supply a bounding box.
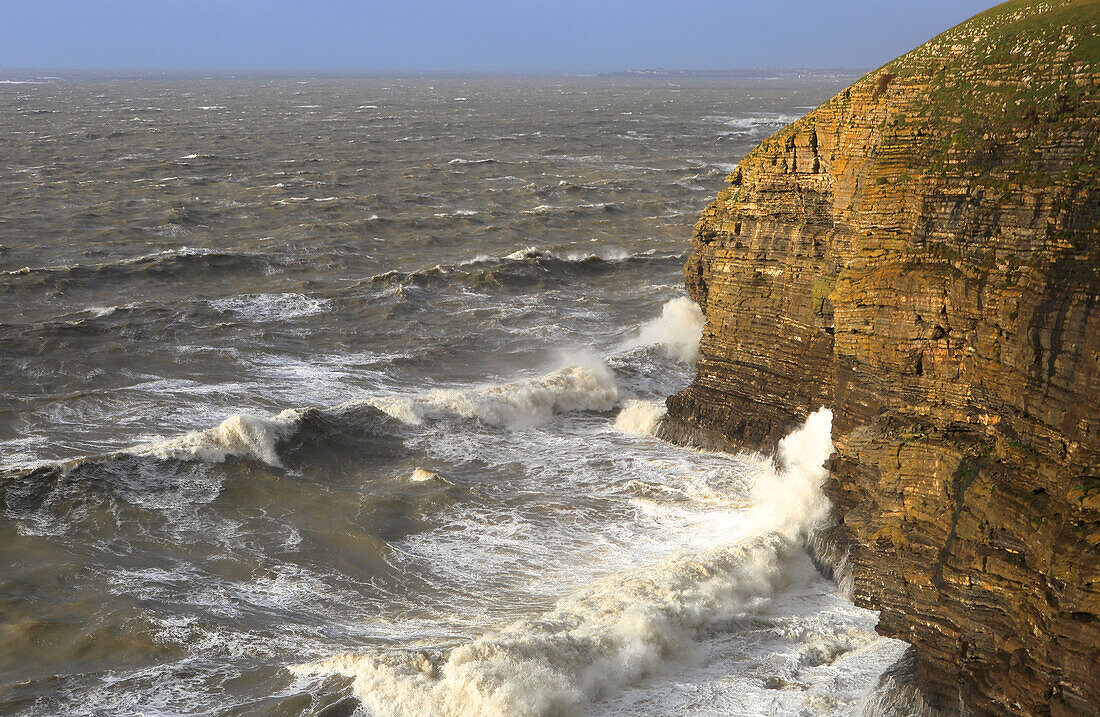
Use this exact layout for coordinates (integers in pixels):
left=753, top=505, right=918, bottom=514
left=0, top=73, right=907, bottom=716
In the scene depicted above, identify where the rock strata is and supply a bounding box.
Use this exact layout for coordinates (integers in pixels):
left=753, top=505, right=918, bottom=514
left=661, top=1, right=1100, bottom=714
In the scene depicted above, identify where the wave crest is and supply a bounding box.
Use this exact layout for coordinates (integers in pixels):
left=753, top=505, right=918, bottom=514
left=293, top=409, right=836, bottom=717
left=622, top=296, right=705, bottom=363
left=128, top=410, right=301, bottom=467
left=613, top=400, right=666, bottom=436
left=370, top=364, right=619, bottom=430
left=360, top=248, right=684, bottom=293
left=1, top=248, right=269, bottom=289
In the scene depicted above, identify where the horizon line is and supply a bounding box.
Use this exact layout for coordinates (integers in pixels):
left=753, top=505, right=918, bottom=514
left=0, top=67, right=868, bottom=79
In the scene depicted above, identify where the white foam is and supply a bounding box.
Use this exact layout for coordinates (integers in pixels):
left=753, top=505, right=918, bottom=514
left=613, top=400, right=666, bottom=436
left=750, top=407, right=834, bottom=536
left=293, top=410, right=837, bottom=716
left=705, top=113, right=799, bottom=131
left=504, top=246, right=542, bottom=261
left=460, top=246, right=640, bottom=267
left=562, top=247, right=631, bottom=262
left=408, top=468, right=453, bottom=485
left=623, top=296, right=705, bottom=363
left=369, top=363, right=619, bottom=430
left=128, top=410, right=300, bottom=467
left=409, top=467, right=440, bottom=482
left=209, top=293, right=331, bottom=322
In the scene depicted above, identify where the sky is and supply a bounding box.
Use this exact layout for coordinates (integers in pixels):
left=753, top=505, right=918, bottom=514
left=1, top=0, right=1000, bottom=74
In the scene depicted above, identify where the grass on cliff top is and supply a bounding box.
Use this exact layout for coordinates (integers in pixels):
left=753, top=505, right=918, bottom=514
left=871, top=0, right=1099, bottom=84
left=888, top=0, right=1098, bottom=133
left=812, top=0, right=1099, bottom=190
left=733, top=0, right=1099, bottom=195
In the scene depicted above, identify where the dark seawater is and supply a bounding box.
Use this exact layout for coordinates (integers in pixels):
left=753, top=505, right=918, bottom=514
left=0, top=73, right=907, bottom=716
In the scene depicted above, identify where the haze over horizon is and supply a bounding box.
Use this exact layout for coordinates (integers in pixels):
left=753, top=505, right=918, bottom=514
left=3, top=0, right=998, bottom=75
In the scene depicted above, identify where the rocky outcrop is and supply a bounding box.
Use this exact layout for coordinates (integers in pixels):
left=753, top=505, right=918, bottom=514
left=660, top=1, right=1100, bottom=714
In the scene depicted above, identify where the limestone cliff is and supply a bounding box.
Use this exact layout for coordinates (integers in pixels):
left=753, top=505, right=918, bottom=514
left=660, top=1, right=1100, bottom=714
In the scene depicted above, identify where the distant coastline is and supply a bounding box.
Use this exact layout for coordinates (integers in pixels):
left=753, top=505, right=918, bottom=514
left=597, top=68, right=866, bottom=78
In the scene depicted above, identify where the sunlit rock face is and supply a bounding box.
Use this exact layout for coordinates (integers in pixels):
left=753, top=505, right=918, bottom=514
left=661, top=1, right=1100, bottom=713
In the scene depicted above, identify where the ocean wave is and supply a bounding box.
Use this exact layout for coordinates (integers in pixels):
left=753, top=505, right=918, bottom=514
left=0, top=362, right=619, bottom=480
left=432, top=209, right=482, bottom=219
left=613, top=400, right=666, bottom=436
left=448, top=158, right=498, bottom=165
left=672, top=174, right=715, bottom=192
left=369, top=363, right=619, bottom=430
left=86, top=305, right=123, bottom=318
left=523, top=202, right=618, bottom=216
left=407, top=467, right=453, bottom=485
left=550, top=180, right=601, bottom=193
left=0, top=402, right=407, bottom=486
left=704, top=113, right=800, bottom=131
left=359, top=247, right=685, bottom=293
left=129, top=411, right=300, bottom=467
left=621, top=296, right=705, bottom=363
left=0, top=248, right=269, bottom=289
left=293, top=409, right=835, bottom=717
left=209, top=293, right=331, bottom=323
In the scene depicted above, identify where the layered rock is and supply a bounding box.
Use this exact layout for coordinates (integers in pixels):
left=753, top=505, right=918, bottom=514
left=660, top=1, right=1100, bottom=714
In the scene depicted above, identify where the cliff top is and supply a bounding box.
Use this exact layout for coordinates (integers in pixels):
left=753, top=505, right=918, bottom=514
left=745, top=0, right=1100, bottom=195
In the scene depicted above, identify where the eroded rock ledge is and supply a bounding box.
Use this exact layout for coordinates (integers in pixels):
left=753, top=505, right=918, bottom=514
left=660, top=1, right=1100, bottom=714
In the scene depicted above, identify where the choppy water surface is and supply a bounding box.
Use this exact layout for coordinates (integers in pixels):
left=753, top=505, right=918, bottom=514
left=0, top=73, right=906, bottom=716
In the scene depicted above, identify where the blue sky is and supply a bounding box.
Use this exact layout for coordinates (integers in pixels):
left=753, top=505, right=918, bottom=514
left=1, top=0, right=999, bottom=73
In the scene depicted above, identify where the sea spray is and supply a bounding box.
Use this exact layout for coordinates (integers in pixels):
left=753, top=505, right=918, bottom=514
left=129, top=410, right=301, bottom=467
left=24, top=364, right=619, bottom=476
left=622, top=296, right=705, bottom=363
left=747, top=407, right=834, bottom=536
left=613, top=400, right=667, bottom=436
left=408, top=467, right=452, bottom=485
left=292, top=408, right=836, bottom=717
left=370, top=364, right=619, bottom=429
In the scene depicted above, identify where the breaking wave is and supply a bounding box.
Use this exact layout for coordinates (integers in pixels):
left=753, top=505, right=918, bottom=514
left=0, top=248, right=270, bottom=289
left=293, top=408, right=835, bottom=717
left=622, top=296, right=705, bottom=363
left=0, top=402, right=407, bottom=486
left=1, top=362, right=622, bottom=481
left=208, top=293, right=332, bottom=322
left=612, top=400, right=666, bottom=436
left=358, top=248, right=685, bottom=293
left=369, top=363, right=619, bottom=430
left=129, top=411, right=301, bottom=467
left=448, top=157, right=498, bottom=165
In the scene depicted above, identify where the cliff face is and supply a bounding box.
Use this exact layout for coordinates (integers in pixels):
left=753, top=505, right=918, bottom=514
left=660, top=1, right=1100, bottom=714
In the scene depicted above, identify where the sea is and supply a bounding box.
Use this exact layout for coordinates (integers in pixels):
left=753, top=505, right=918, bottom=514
left=0, top=72, right=911, bottom=716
